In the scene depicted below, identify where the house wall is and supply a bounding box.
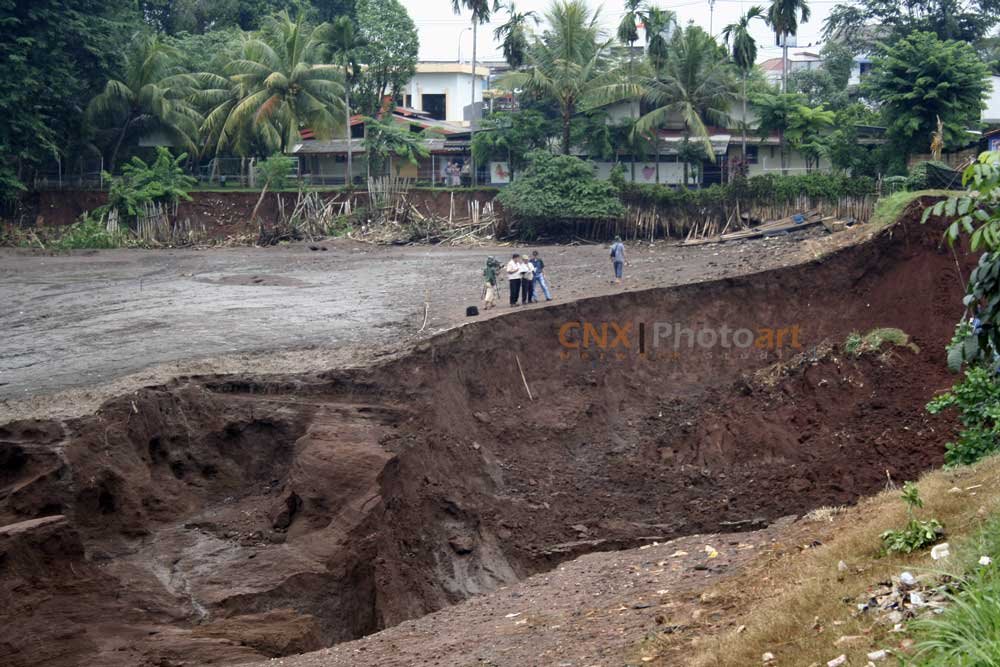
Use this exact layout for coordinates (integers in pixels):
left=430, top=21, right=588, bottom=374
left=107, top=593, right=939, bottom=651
left=407, top=72, right=486, bottom=124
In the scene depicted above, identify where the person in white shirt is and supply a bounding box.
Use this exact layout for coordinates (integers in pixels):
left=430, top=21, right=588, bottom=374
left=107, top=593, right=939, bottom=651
left=520, top=257, right=535, bottom=303
left=505, top=253, right=524, bottom=306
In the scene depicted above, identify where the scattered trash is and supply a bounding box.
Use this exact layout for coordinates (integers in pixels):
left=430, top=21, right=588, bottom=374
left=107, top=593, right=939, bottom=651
left=704, top=545, right=719, bottom=559
left=980, top=555, right=993, bottom=566
left=899, top=572, right=917, bottom=589
left=867, top=649, right=888, bottom=661
left=837, top=560, right=849, bottom=572
left=762, top=652, right=776, bottom=664
left=931, top=543, right=951, bottom=560
left=505, top=612, right=521, bottom=619
left=827, top=654, right=847, bottom=667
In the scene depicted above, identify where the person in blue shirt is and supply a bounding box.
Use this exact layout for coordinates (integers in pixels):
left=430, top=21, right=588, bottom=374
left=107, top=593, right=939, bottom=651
left=530, top=250, right=553, bottom=301
left=610, top=236, right=626, bottom=283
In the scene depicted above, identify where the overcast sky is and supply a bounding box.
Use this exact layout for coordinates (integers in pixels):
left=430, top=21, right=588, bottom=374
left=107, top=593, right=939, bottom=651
left=399, top=0, right=840, bottom=64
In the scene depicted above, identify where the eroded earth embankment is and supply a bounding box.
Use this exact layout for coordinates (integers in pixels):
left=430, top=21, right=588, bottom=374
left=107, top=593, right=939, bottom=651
left=0, top=215, right=971, bottom=666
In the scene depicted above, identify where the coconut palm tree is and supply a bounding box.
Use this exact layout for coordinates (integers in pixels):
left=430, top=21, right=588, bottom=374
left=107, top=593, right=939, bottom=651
left=617, top=0, right=647, bottom=180
left=494, top=3, right=539, bottom=69
left=499, top=0, right=610, bottom=155
left=201, top=11, right=346, bottom=157
left=330, top=16, right=367, bottom=186
left=86, top=33, right=202, bottom=172
left=723, top=5, right=766, bottom=161
left=634, top=25, right=737, bottom=187
left=453, top=0, right=499, bottom=185
left=767, top=0, right=811, bottom=92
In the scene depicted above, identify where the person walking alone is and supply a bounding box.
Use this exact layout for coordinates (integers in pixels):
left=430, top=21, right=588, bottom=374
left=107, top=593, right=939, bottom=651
left=482, top=256, right=500, bottom=310
left=530, top=250, right=553, bottom=301
left=505, top=253, right=523, bottom=307
left=610, top=235, right=626, bottom=283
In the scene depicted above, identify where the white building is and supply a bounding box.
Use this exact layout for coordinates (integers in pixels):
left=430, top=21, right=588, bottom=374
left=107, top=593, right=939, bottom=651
left=401, top=62, right=489, bottom=125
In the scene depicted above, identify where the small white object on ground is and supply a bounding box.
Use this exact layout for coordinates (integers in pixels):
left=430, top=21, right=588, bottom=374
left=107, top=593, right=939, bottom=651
left=827, top=654, right=847, bottom=667
left=762, top=652, right=776, bottom=664
left=837, top=560, right=848, bottom=572
left=980, top=555, right=993, bottom=566
left=867, top=649, right=888, bottom=661
left=931, top=543, right=951, bottom=560
left=899, top=571, right=917, bottom=588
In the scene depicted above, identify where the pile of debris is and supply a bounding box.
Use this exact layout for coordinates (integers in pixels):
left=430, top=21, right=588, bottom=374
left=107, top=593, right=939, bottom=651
left=683, top=210, right=858, bottom=246
left=853, top=564, right=952, bottom=630
left=349, top=177, right=501, bottom=245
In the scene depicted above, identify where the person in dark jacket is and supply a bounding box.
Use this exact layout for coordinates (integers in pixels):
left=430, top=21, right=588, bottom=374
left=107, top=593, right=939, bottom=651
left=530, top=250, right=552, bottom=301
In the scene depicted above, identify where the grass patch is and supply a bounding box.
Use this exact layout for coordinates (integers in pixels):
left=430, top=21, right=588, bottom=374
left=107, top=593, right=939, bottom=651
left=844, top=327, right=919, bottom=356
left=634, top=455, right=1000, bottom=667
left=870, top=189, right=963, bottom=230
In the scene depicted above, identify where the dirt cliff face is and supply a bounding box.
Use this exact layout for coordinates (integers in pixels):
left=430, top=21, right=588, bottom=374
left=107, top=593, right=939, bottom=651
left=0, top=214, right=970, bottom=666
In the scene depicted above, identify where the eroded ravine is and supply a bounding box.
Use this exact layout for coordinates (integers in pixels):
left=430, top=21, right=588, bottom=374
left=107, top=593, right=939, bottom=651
left=0, top=215, right=973, bottom=666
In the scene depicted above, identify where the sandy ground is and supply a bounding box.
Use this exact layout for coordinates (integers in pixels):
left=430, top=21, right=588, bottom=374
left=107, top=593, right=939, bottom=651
left=1, top=228, right=831, bottom=422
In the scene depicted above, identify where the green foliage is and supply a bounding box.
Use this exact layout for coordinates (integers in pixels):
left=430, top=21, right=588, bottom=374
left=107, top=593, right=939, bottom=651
left=362, top=115, right=430, bottom=176
left=353, top=0, right=418, bottom=116
left=865, top=32, right=990, bottom=156
left=199, top=11, right=346, bottom=156
left=927, top=365, right=1000, bottom=466
left=824, top=0, right=1000, bottom=52
left=494, top=3, right=538, bottom=70
left=910, top=514, right=1000, bottom=665
left=824, top=103, right=890, bottom=176
left=102, top=147, right=196, bottom=219
left=880, top=482, right=945, bottom=554
left=908, top=161, right=962, bottom=191
left=51, top=214, right=128, bottom=250
left=496, top=151, right=624, bottom=230
left=844, top=328, right=917, bottom=356
left=256, top=155, right=296, bottom=190
left=472, top=111, right=554, bottom=175
left=0, top=0, right=138, bottom=198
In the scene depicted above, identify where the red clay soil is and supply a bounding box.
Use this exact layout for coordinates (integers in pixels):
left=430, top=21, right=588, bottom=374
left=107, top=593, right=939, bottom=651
left=0, top=211, right=974, bottom=666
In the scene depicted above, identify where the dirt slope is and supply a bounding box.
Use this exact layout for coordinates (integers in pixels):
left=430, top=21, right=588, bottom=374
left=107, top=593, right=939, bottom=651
left=0, top=212, right=973, bottom=666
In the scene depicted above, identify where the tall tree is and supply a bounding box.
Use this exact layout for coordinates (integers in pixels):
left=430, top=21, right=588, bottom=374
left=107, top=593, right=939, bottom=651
left=354, top=0, right=417, bottom=116
left=751, top=90, right=800, bottom=173
left=766, top=0, right=810, bottom=92
left=824, top=0, right=1000, bottom=53
left=634, top=25, right=737, bottom=186
left=329, top=16, right=366, bottom=185
left=644, top=6, right=676, bottom=74
left=723, top=5, right=766, bottom=162
left=452, top=0, right=499, bottom=185
left=201, top=11, right=346, bottom=155
left=86, top=33, right=203, bottom=172
left=494, top=3, right=538, bottom=69
left=499, top=0, right=610, bottom=155
left=617, top=0, right=645, bottom=180
left=865, top=31, right=990, bottom=158
left=0, top=0, right=140, bottom=196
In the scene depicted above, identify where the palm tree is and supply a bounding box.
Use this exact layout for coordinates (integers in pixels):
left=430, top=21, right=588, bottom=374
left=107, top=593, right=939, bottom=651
left=330, top=17, right=367, bottom=186
left=634, top=25, right=737, bottom=187
left=766, top=0, right=811, bottom=92
left=644, top=6, right=677, bottom=74
left=86, top=33, right=202, bottom=172
left=723, top=6, right=765, bottom=162
left=617, top=0, right=646, bottom=180
left=201, top=12, right=346, bottom=158
left=453, top=0, right=499, bottom=185
left=499, top=0, right=610, bottom=155
left=494, top=3, right=538, bottom=69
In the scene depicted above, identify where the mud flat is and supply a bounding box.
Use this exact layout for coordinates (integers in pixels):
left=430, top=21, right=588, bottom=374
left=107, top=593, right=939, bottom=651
left=0, top=213, right=971, bottom=666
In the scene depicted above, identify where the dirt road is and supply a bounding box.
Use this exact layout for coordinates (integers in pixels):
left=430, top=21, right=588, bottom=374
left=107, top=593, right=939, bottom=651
left=0, top=228, right=826, bottom=421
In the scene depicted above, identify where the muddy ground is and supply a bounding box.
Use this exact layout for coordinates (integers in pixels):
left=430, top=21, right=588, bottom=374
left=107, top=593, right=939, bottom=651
left=1, top=228, right=830, bottom=422
left=0, top=210, right=975, bottom=667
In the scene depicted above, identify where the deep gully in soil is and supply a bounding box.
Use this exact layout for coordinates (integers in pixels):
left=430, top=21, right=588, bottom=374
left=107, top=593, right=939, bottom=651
left=0, top=214, right=973, bottom=666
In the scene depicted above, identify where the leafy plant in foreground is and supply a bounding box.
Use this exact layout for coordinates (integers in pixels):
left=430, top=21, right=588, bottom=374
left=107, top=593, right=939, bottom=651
left=51, top=214, right=128, bottom=250
left=927, top=365, right=1000, bottom=466
left=880, top=482, right=944, bottom=554
left=101, top=147, right=196, bottom=221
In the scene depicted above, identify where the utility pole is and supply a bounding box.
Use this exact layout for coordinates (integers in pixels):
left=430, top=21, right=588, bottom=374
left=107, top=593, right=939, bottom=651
left=709, top=0, right=716, bottom=35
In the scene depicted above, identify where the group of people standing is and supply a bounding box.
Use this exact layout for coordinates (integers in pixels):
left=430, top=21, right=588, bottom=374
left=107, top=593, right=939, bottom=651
left=481, top=251, right=553, bottom=310
left=480, top=239, right=627, bottom=311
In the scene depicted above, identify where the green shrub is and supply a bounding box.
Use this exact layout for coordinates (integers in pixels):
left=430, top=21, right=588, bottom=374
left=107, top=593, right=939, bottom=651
left=51, top=214, right=128, bottom=250
left=256, top=155, right=296, bottom=190
left=844, top=327, right=918, bottom=356
left=496, top=151, right=624, bottom=234
left=880, top=482, right=945, bottom=554
left=102, top=147, right=196, bottom=220
left=927, top=365, right=1000, bottom=466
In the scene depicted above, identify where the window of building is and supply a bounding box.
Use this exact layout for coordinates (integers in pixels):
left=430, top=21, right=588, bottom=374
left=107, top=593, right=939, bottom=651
left=745, top=145, right=759, bottom=164
left=422, top=94, right=447, bottom=121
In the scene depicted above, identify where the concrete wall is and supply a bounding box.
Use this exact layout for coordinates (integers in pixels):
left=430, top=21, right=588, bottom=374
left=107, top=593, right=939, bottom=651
left=406, top=72, right=485, bottom=123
